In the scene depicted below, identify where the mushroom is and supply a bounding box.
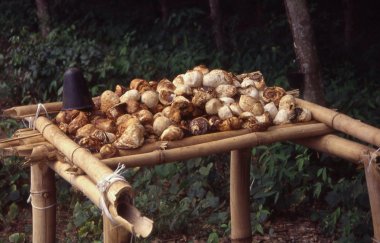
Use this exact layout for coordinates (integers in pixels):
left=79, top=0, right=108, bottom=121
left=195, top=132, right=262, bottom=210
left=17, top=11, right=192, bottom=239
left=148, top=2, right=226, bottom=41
left=55, top=111, right=68, bottom=124
left=157, top=79, right=175, bottom=93
left=193, top=65, right=209, bottom=75
left=295, top=107, right=312, bottom=123
left=255, top=111, right=272, bottom=124
left=237, top=71, right=266, bottom=91
left=238, top=86, right=259, bottom=99
left=134, top=109, right=154, bottom=124
left=273, top=109, right=290, bottom=125
left=219, top=97, right=235, bottom=105
left=208, top=116, right=221, bottom=132
left=230, top=103, right=243, bottom=116
left=68, top=111, right=89, bottom=135
left=149, top=81, right=158, bottom=90
left=262, top=86, right=286, bottom=106
left=203, top=69, right=233, bottom=87
left=94, top=118, right=116, bottom=133
left=172, top=74, right=184, bottom=87
left=160, top=125, right=184, bottom=141
left=218, top=105, right=233, bottom=120
left=158, top=89, right=176, bottom=106
left=174, top=84, right=193, bottom=96
left=91, top=129, right=117, bottom=144
left=278, top=94, right=296, bottom=111
left=215, top=84, right=237, bottom=98
left=120, top=89, right=141, bottom=103
left=239, top=112, right=254, bottom=119
left=58, top=122, right=69, bottom=134
left=141, top=90, right=159, bottom=109
left=171, top=96, right=193, bottom=117
left=153, top=116, right=172, bottom=136
left=218, top=117, right=241, bottom=131
left=263, top=102, right=279, bottom=120
left=116, top=114, right=133, bottom=126
left=106, top=102, right=126, bottom=120
left=130, top=79, right=151, bottom=93
left=113, top=123, right=145, bottom=149
left=189, top=117, right=209, bottom=135
left=78, top=136, right=102, bottom=152
left=76, top=124, right=96, bottom=139
left=205, top=98, right=223, bottom=115
left=116, top=117, right=140, bottom=135
left=100, top=144, right=118, bottom=159
left=126, top=100, right=141, bottom=114
left=183, top=70, right=203, bottom=87
left=192, top=88, right=214, bottom=107
left=100, top=90, right=120, bottom=113
left=114, top=84, right=128, bottom=97
left=239, top=95, right=264, bottom=116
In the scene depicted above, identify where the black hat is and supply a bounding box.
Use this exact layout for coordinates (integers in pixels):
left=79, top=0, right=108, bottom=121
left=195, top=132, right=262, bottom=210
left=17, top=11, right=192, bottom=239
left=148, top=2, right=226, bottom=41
left=62, top=68, right=93, bottom=110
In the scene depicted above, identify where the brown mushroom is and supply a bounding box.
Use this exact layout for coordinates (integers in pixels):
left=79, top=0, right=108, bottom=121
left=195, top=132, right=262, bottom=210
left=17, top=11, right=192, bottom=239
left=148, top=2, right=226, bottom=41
left=189, top=117, right=209, bottom=135
left=100, top=144, right=118, bottom=159
left=100, top=90, right=120, bottom=113
left=160, top=125, right=184, bottom=141
left=113, top=123, right=145, bottom=149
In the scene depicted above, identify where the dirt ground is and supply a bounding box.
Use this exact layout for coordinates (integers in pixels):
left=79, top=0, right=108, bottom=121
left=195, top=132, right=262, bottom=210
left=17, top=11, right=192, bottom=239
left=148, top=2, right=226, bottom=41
left=0, top=206, right=333, bottom=242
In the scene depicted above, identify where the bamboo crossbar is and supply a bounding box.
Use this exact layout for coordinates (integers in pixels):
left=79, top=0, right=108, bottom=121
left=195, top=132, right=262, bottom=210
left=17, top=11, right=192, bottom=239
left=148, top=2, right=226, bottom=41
left=48, top=160, right=153, bottom=237
left=101, top=123, right=333, bottom=168
left=296, top=98, right=380, bottom=147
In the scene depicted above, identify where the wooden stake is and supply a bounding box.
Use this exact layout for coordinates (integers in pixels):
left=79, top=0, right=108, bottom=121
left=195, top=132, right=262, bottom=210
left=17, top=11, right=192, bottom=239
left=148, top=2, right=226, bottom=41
left=101, top=123, right=333, bottom=168
left=30, top=162, right=56, bottom=243
left=296, top=98, right=380, bottom=147
left=230, top=149, right=252, bottom=242
left=103, top=214, right=131, bottom=243
left=364, top=154, right=380, bottom=241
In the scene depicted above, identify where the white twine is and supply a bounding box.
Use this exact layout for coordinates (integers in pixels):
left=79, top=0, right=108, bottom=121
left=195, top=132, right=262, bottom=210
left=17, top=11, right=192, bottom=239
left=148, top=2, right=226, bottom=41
left=22, top=103, right=50, bottom=129
left=367, top=147, right=380, bottom=173
left=27, top=190, right=56, bottom=210
left=96, top=163, right=126, bottom=224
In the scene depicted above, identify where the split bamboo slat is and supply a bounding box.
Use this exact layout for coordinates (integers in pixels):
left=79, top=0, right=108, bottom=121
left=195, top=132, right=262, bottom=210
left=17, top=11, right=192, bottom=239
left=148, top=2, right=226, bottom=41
left=2, top=102, right=62, bottom=118
left=230, top=149, right=252, bottom=242
left=30, top=162, right=56, bottom=243
left=48, top=160, right=153, bottom=238
left=101, top=123, right=333, bottom=168
left=296, top=98, right=380, bottom=147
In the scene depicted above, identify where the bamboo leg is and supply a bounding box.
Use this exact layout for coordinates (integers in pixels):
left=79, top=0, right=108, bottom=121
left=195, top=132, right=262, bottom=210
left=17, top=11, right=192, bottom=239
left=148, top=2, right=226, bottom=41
left=30, top=162, right=56, bottom=243
left=364, top=156, right=380, bottom=241
left=103, top=215, right=131, bottom=243
left=230, top=149, right=252, bottom=242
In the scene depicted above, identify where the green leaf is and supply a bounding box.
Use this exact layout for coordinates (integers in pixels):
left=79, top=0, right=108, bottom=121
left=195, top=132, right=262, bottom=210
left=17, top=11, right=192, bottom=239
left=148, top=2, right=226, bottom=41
left=8, top=233, right=25, bottom=243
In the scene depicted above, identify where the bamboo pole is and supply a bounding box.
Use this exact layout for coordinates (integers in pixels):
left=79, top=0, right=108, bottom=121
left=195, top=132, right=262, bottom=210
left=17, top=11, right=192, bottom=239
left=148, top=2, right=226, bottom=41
left=109, top=122, right=317, bottom=158
left=293, top=134, right=377, bottom=164
left=35, top=116, right=133, bottom=211
left=230, top=149, right=252, bottom=242
left=0, top=142, right=51, bottom=158
left=103, top=215, right=131, bottom=243
left=48, top=160, right=153, bottom=237
left=3, top=101, right=62, bottom=118
left=101, top=123, right=333, bottom=168
left=296, top=98, right=380, bottom=147
left=364, top=154, right=380, bottom=241
left=30, top=162, right=56, bottom=243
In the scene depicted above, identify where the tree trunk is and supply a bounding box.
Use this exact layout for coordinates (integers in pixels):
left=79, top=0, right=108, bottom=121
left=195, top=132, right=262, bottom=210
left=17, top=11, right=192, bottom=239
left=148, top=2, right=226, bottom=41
left=159, top=0, right=169, bottom=21
left=35, top=0, right=51, bottom=37
left=343, top=0, right=354, bottom=50
left=284, top=0, right=325, bottom=105
left=209, top=0, right=224, bottom=51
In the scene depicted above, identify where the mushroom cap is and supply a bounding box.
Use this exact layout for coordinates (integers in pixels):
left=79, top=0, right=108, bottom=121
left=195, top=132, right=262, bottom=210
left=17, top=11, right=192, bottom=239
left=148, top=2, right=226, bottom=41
left=218, top=105, right=233, bottom=120
left=100, top=90, right=120, bottom=113
left=193, top=65, right=209, bottom=75
left=153, top=116, right=172, bottom=136
left=141, top=90, right=159, bottom=109
left=192, top=89, right=214, bottom=107
left=134, top=109, right=154, bottom=124
left=68, top=111, right=89, bottom=135
left=114, top=123, right=145, bottom=149
left=273, top=109, right=290, bottom=125
left=114, top=84, right=128, bottom=97
left=205, top=98, right=223, bottom=115
left=183, top=70, right=203, bottom=87
left=120, top=89, right=141, bottom=103
left=263, top=102, right=279, bottom=120
left=172, top=74, right=184, bottom=87
left=278, top=94, right=296, bottom=111
left=215, top=84, right=238, bottom=98
left=125, top=99, right=140, bottom=114
left=219, top=97, right=235, bottom=105
left=230, top=103, right=243, bottom=116
left=174, top=84, right=193, bottom=96
left=157, top=78, right=175, bottom=92
left=239, top=95, right=264, bottom=115
left=189, top=117, right=209, bottom=135
left=203, top=69, right=233, bottom=87
left=160, top=125, right=184, bottom=141
left=100, top=144, right=118, bottom=159
left=262, top=86, right=286, bottom=106
left=76, top=124, right=96, bottom=139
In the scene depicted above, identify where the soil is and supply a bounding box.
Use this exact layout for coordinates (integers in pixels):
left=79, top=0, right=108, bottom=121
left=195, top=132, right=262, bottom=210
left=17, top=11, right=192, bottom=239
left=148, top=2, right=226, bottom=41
left=0, top=206, right=333, bottom=243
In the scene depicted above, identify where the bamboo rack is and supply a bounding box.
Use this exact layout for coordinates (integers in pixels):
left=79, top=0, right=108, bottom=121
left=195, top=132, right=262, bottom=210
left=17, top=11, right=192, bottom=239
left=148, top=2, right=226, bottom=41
left=1, top=98, right=380, bottom=241
left=101, top=123, right=333, bottom=168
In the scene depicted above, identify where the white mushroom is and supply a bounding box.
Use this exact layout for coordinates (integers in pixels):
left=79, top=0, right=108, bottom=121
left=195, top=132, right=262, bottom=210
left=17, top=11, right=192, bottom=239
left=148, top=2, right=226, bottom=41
left=203, top=69, right=233, bottom=87
left=230, top=103, right=243, bottom=116
left=141, top=90, right=159, bottom=109
left=215, top=84, right=237, bottom=98
left=174, top=84, right=193, bottom=96
left=183, top=70, right=203, bottom=87
left=218, top=105, right=233, bottom=120
left=153, top=116, right=172, bottom=136
left=120, top=89, right=141, bottom=103
left=263, top=102, right=279, bottom=120
left=273, top=109, right=290, bottom=125
left=219, top=97, right=235, bottom=105
left=205, top=98, right=223, bottom=115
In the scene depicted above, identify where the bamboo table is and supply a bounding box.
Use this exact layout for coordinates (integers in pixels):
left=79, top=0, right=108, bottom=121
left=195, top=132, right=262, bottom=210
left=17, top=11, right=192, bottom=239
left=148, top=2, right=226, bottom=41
left=1, top=98, right=380, bottom=242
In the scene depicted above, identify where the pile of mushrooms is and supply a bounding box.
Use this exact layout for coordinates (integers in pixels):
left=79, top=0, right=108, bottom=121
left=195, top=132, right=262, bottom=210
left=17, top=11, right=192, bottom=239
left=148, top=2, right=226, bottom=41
left=54, top=65, right=312, bottom=158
